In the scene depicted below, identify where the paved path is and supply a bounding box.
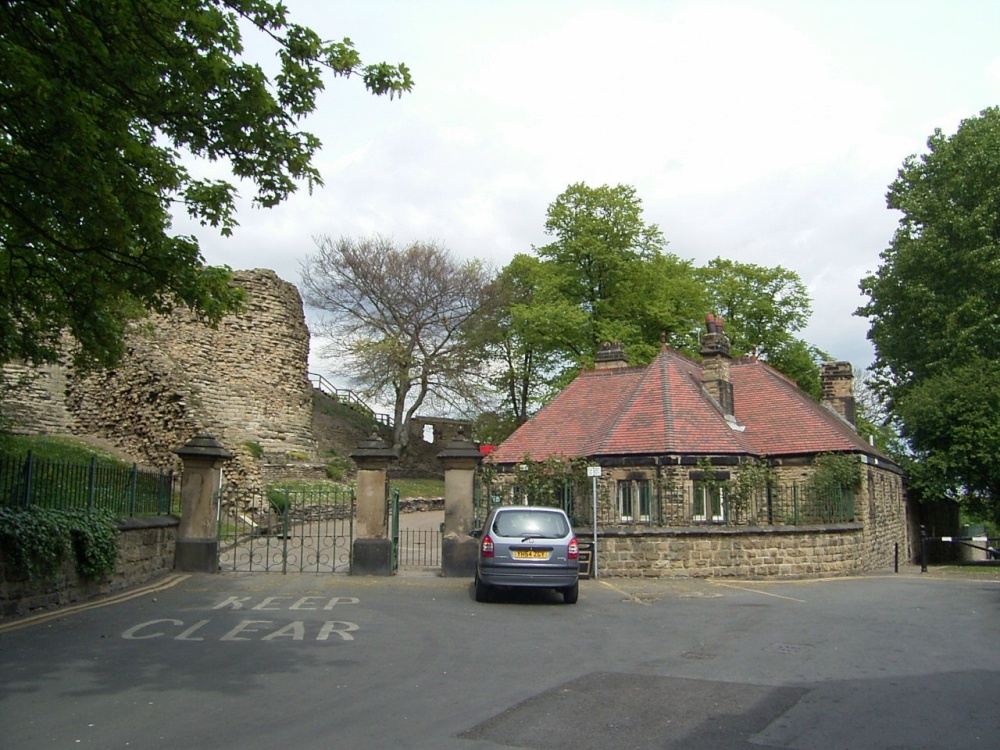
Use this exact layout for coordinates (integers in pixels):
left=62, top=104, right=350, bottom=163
left=1, top=568, right=998, bottom=749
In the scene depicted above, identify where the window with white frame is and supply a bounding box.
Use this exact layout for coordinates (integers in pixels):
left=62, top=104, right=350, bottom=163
left=693, top=482, right=726, bottom=522
left=617, top=478, right=652, bottom=522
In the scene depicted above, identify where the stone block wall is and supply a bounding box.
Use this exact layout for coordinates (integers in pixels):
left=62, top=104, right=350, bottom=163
left=0, top=515, right=178, bottom=620
left=2, top=269, right=315, bottom=493
left=598, top=524, right=865, bottom=578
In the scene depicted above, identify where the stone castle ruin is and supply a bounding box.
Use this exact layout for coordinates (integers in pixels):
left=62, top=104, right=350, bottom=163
left=2, top=269, right=318, bottom=492
left=3, top=269, right=464, bottom=494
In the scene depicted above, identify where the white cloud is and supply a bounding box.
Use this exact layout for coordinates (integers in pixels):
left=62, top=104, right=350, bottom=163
left=178, top=0, right=1000, bottom=382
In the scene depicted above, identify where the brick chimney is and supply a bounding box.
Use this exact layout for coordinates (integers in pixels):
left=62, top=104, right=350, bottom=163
left=821, top=361, right=856, bottom=427
left=595, top=341, right=629, bottom=370
left=700, top=314, right=733, bottom=416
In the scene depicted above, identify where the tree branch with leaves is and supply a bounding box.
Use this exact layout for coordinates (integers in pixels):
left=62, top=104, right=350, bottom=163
left=0, top=0, right=412, bottom=375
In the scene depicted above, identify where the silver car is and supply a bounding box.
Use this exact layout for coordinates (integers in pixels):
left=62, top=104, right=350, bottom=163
left=473, top=506, right=579, bottom=604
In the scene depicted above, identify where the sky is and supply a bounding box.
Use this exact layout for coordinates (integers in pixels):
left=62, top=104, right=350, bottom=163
left=173, top=0, right=1000, bottom=394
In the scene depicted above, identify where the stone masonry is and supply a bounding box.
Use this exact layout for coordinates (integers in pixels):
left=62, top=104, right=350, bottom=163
left=2, top=269, right=315, bottom=492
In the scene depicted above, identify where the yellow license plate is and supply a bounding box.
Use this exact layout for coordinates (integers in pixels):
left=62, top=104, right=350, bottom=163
left=512, top=549, right=549, bottom=560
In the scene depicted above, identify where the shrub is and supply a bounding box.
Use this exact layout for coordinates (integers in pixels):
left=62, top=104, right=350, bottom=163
left=266, top=489, right=290, bottom=515
left=0, top=507, right=119, bottom=581
left=243, top=441, right=264, bottom=460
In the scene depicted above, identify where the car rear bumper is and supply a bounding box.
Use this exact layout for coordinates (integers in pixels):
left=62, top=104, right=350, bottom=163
left=478, top=565, right=578, bottom=589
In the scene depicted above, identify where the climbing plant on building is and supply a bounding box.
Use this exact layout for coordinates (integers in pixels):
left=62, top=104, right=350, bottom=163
left=0, top=507, right=119, bottom=581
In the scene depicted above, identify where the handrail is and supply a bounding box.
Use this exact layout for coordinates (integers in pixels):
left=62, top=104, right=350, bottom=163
left=308, top=373, right=394, bottom=427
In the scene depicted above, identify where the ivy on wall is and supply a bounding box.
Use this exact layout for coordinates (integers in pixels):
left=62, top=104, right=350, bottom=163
left=0, top=507, right=119, bottom=581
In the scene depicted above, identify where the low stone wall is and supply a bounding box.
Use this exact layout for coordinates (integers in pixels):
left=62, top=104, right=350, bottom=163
left=0, top=515, right=178, bottom=620
left=597, top=524, right=867, bottom=578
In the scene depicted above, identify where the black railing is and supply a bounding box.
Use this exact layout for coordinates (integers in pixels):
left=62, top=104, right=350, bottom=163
left=0, top=453, right=176, bottom=516
left=309, top=373, right=393, bottom=427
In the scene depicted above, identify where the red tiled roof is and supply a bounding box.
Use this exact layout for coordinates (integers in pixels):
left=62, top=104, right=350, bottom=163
left=489, top=347, right=879, bottom=464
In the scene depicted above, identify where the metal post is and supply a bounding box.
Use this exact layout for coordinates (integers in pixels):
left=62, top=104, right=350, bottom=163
left=88, top=456, right=96, bottom=509
left=23, top=451, right=34, bottom=508
left=592, top=474, right=599, bottom=580
left=129, top=463, right=138, bottom=516
left=920, top=525, right=928, bottom=573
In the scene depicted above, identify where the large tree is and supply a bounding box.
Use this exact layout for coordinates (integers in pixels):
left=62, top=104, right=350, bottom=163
left=697, top=257, right=823, bottom=398
left=858, top=107, right=1000, bottom=524
left=478, top=182, right=833, bottom=437
left=468, top=254, right=580, bottom=432
left=1, top=1, right=411, bottom=372
left=300, top=236, right=501, bottom=455
left=535, top=182, right=704, bottom=368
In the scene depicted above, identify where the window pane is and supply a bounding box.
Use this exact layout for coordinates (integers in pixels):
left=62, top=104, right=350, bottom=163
left=617, top=481, right=634, bottom=522
left=693, top=484, right=706, bottom=521
left=639, top=480, right=652, bottom=522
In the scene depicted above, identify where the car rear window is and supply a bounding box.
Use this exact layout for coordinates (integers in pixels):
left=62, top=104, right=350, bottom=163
left=492, top=510, right=569, bottom=538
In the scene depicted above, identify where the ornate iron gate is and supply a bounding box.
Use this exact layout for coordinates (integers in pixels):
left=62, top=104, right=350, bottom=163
left=217, top=487, right=354, bottom=573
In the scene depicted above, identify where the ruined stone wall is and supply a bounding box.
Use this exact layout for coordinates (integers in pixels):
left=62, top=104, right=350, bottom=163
left=1, top=362, right=74, bottom=435
left=1, top=270, right=315, bottom=491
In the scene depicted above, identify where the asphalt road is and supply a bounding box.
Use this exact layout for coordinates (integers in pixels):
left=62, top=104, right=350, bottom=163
left=1, top=569, right=998, bottom=749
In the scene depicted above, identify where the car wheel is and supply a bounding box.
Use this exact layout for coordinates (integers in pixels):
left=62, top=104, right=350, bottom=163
left=475, top=574, right=491, bottom=603
left=562, top=581, right=579, bottom=604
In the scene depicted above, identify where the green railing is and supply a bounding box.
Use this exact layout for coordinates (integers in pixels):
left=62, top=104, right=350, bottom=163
left=0, top=453, right=176, bottom=516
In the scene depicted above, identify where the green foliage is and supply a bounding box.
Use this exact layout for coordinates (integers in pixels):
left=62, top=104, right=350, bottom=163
left=808, top=453, right=862, bottom=495
left=0, top=506, right=68, bottom=580
left=266, top=489, right=291, bottom=515
left=697, top=258, right=823, bottom=398
left=68, top=508, right=120, bottom=579
left=243, top=441, right=265, bottom=460
left=0, top=506, right=118, bottom=581
left=728, top=461, right=774, bottom=523
left=1, top=0, right=411, bottom=374
left=858, top=107, right=1000, bottom=522
left=324, top=453, right=352, bottom=482
left=472, top=410, right=523, bottom=446
left=391, top=478, right=445, bottom=499
left=480, top=182, right=828, bottom=428
left=1, top=435, right=131, bottom=465
left=536, top=182, right=700, bottom=365
left=501, top=456, right=588, bottom=508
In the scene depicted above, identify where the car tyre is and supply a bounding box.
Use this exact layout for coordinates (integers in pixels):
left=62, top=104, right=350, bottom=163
left=562, top=581, right=579, bottom=604
left=475, top=574, right=491, bottom=603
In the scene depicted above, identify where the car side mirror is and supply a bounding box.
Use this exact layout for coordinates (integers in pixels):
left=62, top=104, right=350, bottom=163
left=470, top=529, right=482, bottom=539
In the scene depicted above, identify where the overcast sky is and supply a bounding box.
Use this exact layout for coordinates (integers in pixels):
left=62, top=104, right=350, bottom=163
left=174, top=0, right=1000, bottom=389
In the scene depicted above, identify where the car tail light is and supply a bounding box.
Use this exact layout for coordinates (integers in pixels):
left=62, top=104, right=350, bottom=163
left=568, top=537, right=578, bottom=559
left=481, top=535, right=494, bottom=558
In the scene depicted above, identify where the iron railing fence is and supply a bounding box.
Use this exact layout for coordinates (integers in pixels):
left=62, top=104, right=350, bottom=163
left=0, top=452, right=176, bottom=515
left=309, top=372, right=393, bottom=427
left=217, top=485, right=355, bottom=573
left=477, top=477, right=856, bottom=529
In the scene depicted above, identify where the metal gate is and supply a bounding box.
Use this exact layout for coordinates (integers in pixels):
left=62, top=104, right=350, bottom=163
left=218, top=487, right=354, bottom=573
left=390, top=488, right=442, bottom=572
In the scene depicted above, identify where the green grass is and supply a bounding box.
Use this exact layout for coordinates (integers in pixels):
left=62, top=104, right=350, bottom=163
left=1, top=434, right=130, bottom=465
left=267, top=477, right=444, bottom=500
left=391, top=478, right=444, bottom=499
left=1, top=434, right=176, bottom=515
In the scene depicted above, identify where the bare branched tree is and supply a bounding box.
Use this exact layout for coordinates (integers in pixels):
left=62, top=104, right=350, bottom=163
left=300, top=235, right=500, bottom=454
